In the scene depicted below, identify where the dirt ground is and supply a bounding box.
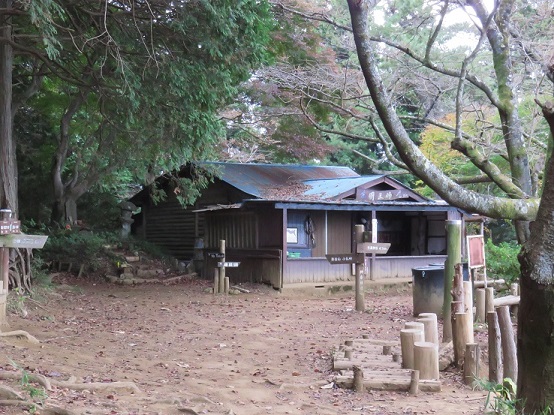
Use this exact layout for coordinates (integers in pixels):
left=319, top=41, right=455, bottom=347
left=0, top=275, right=490, bottom=415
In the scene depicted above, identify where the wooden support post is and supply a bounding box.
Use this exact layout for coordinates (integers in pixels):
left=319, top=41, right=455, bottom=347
left=414, top=342, right=439, bottom=380
left=382, top=345, right=392, bottom=355
left=452, top=311, right=470, bottom=367
left=464, top=343, right=480, bottom=386
left=354, top=224, right=365, bottom=312
left=485, top=287, right=495, bottom=314
left=497, top=305, right=518, bottom=382
left=224, top=277, right=229, bottom=294
left=444, top=220, right=462, bottom=343
left=400, top=329, right=424, bottom=369
left=353, top=365, right=364, bottom=393
left=219, top=240, right=226, bottom=294
left=452, top=263, right=464, bottom=306
left=409, top=370, right=419, bottom=395
left=487, top=311, right=503, bottom=384
left=213, top=268, right=219, bottom=294
left=475, top=288, right=486, bottom=323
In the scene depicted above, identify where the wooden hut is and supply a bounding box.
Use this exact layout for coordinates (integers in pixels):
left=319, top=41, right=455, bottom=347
left=130, top=162, right=464, bottom=289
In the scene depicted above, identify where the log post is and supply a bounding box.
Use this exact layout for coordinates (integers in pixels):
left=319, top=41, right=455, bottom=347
left=404, top=321, right=425, bottom=333
left=464, top=343, right=480, bottom=386
left=224, top=276, right=230, bottom=294
left=417, top=317, right=439, bottom=347
left=443, top=220, right=462, bottom=343
left=463, top=280, right=473, bottom=315
left=487, top=311, right=503, bottom=383
left=475, top=288, right=486, bottom=323
left=452, top=263, right=464, bottom=306
left=382, top=345, right=392, bottom=355
left=353, top=365, right=364, bottom=392
left=414, top=341, right=439, bottom=380
left=400, top=329, right=425, bottom=369
left=485, top=287, right=495, bottom=314
left=410, top=370, right=419, bottom=395
left=354, top=224, right=365, bottom=312
left=417, top=313, right=439, bottom=345
left=452, top=312, right=470, bottom=367
left=497, top=305, right=518, bottom=382
left=219, top=240, right=226, bottom=294
left=213, top=268, right=219, bottom=294
left=344, top=348, right=353, bottom=360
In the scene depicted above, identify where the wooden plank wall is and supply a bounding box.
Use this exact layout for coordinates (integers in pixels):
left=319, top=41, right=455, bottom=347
left=142, top=194, right=201, bottom=259
left=372, top=255, right=447, bottom=279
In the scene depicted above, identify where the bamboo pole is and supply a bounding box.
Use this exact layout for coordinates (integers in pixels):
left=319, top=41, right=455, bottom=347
left=497, top=306, right=518, bottom=381
left=443, top=220, right=462, bottom=342
left=475, top=288, right=486, bottom=323
left=400, top=329, right=425, bottom=369
left=487, top=311, right=503, bottom=383
left=354, top=225, right=365, bottom=312
left=463, top=343, right=480, bottom=386
left=414, top=341, right=439, bottom=380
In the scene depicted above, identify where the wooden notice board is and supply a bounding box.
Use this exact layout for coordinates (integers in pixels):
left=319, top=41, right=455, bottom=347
left=467, top=235, right=485, bottom=269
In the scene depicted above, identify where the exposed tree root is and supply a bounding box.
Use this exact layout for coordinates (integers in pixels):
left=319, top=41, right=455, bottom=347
left=0, top=400, right=78, bottom=415
left=51, top=380, right=141, bottom=394
left=0, top=329, right=40, bottom=344
left=0, top=384, right=24, bottom=399
left=0, top=370, right=52, bottom=390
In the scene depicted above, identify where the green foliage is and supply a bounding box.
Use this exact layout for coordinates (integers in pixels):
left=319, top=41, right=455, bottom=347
left=10, top=360, right=48, bottom=413
left=485, top=239, right=521, bottom=284
left=476, top=377, right=553, bottom=414
left=38, top=230, right=115, bottom=272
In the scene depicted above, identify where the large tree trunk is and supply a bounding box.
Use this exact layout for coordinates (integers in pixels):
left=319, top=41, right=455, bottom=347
left=517, top=103, right=554, bottom=412
left=0, top=0, right=17, bottom=214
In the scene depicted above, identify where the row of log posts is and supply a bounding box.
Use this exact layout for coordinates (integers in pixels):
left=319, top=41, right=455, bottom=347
left=487, top=305, right=518, bottom=383
left=400, top=314, right=440, bottom=380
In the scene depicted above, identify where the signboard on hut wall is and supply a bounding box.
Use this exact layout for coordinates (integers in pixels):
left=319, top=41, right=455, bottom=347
left=356, top=188, right=411, bottom=203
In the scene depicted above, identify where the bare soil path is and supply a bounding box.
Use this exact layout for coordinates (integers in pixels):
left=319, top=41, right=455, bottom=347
left=0, top=277, right=488, bottom=414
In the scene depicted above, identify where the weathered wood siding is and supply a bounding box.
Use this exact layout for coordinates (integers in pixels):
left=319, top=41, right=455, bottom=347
left=327, top=211, right=352, bottom=254
left=205, top=212, right=257, bottom=249
left=139, top=193, right=202, bottom=259
left=371, top=255, right=447, bottom=279
left=205, top=248, right=282, bottom=287
left=283, top=258, right=352, bottom=284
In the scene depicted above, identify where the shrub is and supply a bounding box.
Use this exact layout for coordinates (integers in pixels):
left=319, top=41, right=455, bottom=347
left=485, top=239, right=520, bottom=284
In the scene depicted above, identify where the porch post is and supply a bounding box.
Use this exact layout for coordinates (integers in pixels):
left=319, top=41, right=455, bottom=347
left=370, top=211, right=377, bottom=281
left=354, top=224, right=365, bottom=312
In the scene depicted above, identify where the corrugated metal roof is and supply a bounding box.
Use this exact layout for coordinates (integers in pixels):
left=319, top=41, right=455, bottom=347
left=202, top=162, right=360, bottom=199
left=304, top=176, right=383, bottom=199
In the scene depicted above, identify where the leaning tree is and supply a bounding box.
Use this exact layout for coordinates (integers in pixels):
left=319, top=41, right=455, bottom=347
left=342, top=0, right=553, bottom=411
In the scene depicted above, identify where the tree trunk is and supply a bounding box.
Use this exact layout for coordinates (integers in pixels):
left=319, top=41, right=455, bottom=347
left=517, top=104, right=554, bottom=412
left=0, top=0, right=17, bottom=213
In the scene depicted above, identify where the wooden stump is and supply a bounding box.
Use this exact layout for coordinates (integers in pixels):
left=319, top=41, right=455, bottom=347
left=487, top=311, right=503, bottom=383
left=400, top=329, right=425, bottom=369
left=414, top=341, right=439, bottom=380
left=353, top=365, right=364, bottom=392
left=410, top=370, right=419, bottom=395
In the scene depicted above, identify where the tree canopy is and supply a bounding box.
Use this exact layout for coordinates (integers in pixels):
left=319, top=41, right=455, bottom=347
left=3, top=0, right=273, bottom=224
